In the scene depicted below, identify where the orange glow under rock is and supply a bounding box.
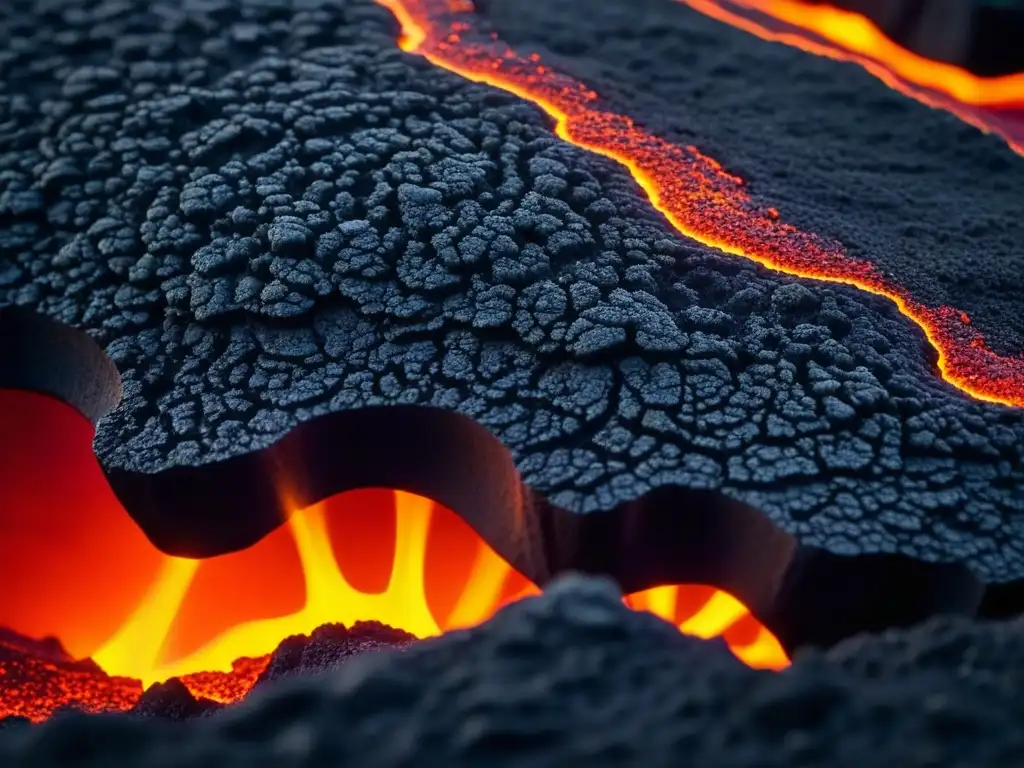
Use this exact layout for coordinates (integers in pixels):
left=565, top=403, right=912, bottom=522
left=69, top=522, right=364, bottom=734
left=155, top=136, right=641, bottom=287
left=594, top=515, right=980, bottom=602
left=375, top=0, right=1024, bottom=408
left=0, top=391, right=787, bottom=723
left=680, top=0, right=1024, bottom=153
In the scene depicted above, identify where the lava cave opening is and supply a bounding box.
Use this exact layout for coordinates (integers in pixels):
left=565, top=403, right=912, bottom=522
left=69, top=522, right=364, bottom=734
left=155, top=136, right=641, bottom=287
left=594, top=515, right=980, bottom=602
left=0, top=389, right=788, bottom=724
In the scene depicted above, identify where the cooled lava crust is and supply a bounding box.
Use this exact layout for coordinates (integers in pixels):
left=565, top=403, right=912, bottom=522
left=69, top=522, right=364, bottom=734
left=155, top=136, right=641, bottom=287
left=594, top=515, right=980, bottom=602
left=3, top=575, right=1024, bottom=767
left=2, top=0, right=1024, bottom=646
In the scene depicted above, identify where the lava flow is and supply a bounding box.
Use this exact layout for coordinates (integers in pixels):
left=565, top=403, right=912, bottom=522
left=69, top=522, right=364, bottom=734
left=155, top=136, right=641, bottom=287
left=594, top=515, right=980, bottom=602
left=0, top=391, right=788, bottom=723
left=376, top=0, right=1024, bottom=408
left=679, top=0, right=1024, bottom=152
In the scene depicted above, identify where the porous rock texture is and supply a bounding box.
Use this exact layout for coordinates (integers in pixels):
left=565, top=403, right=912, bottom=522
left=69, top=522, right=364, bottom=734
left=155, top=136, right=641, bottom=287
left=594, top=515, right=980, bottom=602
left=479, top=0, right=1024, bottom=357
left=1, top=0, right=1024, bottom=579
left=251, top=621, right=415, bottom=689
left=2, top=575, right=1024, bottom=767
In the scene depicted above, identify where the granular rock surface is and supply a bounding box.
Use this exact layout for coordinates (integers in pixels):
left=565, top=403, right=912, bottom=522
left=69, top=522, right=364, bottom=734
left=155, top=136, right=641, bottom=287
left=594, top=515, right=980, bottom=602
left=2, top=0, right=1024, bottom=579
left=478, top=0, right=1024, bottom=356
left=1, top=575, right=1023, bottom=767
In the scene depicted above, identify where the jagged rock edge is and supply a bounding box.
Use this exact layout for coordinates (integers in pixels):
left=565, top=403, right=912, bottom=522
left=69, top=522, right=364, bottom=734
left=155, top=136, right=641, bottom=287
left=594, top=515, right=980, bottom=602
left=0, top=309, right=1006, bottom=654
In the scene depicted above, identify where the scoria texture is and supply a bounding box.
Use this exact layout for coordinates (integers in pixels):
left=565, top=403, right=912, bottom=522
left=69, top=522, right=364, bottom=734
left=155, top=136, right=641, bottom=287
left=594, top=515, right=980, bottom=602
left=2, top=1, right=1024, bottom=593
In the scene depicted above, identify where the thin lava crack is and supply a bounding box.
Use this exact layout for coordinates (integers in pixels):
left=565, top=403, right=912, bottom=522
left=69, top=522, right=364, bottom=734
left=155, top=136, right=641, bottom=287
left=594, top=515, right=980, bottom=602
left=680, top=0, right=1024, bottom=152
left=379, top=0, right=1024, bottom=409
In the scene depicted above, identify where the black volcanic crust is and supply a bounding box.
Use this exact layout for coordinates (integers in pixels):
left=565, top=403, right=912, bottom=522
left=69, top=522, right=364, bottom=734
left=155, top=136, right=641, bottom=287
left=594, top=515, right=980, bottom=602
left=3, top=576, right=1024, bottom=767
left=2, top=0, right=1024, bottom=599
left=479, top=0, right=1024, bottom=359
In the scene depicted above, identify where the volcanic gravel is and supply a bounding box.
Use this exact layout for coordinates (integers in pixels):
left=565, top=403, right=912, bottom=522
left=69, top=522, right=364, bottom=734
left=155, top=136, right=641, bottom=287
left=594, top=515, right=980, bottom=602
left=0, top=575, right=1023, bottom=767
left=2, top=0, right=1024, bottom=577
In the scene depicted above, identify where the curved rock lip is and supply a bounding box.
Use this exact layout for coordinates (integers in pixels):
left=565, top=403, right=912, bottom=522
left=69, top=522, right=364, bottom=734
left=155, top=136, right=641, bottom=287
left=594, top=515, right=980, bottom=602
left=0, top=309, right=1003, bottom=655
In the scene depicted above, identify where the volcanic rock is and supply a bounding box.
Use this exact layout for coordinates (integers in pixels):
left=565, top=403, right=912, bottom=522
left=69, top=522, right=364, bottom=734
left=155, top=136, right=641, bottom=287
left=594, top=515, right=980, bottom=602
left=0, top=629, right=142, bottom=722
left=1, top=574, right=1023, bottom=766
left=131, top=679, right=222, bottom=720
left=253, top=621, right=416, bottom=689
left=2, top=0, right=1024, bottom=641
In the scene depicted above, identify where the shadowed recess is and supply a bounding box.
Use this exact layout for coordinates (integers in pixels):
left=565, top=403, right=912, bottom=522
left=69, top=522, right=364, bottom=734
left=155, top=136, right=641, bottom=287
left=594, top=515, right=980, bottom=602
left=0, top=310, right=1005, bottom=672
left=0, top=389, right=792, bottom=722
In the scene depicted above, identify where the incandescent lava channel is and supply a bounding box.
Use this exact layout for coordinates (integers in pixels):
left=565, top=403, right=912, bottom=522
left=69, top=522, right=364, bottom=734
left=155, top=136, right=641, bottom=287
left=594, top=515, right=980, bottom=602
left=678, top=0, right=1024, bottom=152
left=0, top=390, right=788, bottom=723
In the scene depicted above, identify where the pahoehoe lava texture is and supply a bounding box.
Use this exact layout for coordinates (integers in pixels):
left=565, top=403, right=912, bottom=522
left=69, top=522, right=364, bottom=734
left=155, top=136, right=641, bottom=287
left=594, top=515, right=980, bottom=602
left=479, top=0, right=1024, bottom=357
left=3, top=575, right=1024, bottom=767
left=2, top=0, right=1024, bottom=579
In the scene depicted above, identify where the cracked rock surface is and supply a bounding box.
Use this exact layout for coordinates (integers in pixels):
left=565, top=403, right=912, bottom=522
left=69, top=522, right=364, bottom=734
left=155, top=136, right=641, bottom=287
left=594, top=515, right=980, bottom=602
left=2, top=575, right=1024, bottom=767
left=477, top=0, right=1024, bottom=356
left=1, top=0, right=1024, bottom=578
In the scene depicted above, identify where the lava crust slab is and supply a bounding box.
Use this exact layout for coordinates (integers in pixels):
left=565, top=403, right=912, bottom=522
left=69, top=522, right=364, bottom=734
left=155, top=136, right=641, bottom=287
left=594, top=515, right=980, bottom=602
left=2, top=0, right=1024, bottom=636
left=2, top=575, right=1024, bottom=767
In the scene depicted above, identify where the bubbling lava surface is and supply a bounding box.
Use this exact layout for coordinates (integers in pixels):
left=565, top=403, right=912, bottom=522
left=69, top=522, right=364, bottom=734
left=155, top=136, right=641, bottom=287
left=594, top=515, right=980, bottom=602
left=0, top=391, right=788, bottom=723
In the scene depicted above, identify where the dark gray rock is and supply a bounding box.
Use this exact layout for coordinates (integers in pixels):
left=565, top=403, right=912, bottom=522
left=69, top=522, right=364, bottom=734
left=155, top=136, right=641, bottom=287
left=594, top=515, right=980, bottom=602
left=805, top=0, right=1024, bottom=76
left=253, top=621, right=415, bottom=689
left=131, top=679, right=222, bottom=720
left=3, top=575, right=1024, bottom=767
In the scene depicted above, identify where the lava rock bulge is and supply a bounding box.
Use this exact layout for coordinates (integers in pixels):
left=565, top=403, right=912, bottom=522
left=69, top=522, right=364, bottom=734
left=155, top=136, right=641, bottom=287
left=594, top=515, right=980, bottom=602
left=1, top=0, right=1024, bottom=579
left=2, top=575, right=1024, bottom=767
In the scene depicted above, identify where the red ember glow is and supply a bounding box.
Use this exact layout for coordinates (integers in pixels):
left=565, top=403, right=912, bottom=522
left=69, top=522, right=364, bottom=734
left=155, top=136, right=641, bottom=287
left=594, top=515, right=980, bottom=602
left=0, top=390, right=787, bottom=723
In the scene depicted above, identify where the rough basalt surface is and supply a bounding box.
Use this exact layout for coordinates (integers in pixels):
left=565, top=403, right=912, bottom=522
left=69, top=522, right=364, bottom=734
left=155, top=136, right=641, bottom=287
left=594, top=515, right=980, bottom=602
left=3, top=576, right=1024, bottom=766
left=252, top=621, right=415, bottom=689
left=479, top=0, right=1024, bottom=358
left=0, top=619, right=415, bottom=724
left=1, top=0, right=1024, bottom=587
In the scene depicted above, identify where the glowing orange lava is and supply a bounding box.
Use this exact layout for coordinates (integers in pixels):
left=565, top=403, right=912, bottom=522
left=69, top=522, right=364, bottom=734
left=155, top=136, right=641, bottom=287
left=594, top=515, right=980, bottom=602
left=0, top=391, right=787, bottom=722
left=375, top=0, right=1024, bottom=408
left=680, top=0, right=1024, bottom=152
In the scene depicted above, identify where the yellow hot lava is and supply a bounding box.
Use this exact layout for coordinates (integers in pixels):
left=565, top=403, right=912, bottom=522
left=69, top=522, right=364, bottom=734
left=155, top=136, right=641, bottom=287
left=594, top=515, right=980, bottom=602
left=88, top=489, right=787, bottom=687
left=91, top=491, right=530, bottom=685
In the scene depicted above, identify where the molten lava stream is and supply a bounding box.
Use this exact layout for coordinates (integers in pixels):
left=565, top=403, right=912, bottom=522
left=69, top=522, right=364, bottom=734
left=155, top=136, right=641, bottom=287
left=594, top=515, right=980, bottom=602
left=0, top=389, right=787, bottom=723
left=377, top=0, right=1024, bottom=408
left=679, top=0, right=1024, bottom=152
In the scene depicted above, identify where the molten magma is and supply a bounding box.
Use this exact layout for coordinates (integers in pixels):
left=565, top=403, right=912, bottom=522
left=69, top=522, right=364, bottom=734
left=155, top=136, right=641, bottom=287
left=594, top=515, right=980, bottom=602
left=89, top=493, right=534, bottom=686
left=679, top=0, right=1024, bottom=153
left=375, top=0, right=1024, bottom=408
left=0, top=391, right=788, bottom=723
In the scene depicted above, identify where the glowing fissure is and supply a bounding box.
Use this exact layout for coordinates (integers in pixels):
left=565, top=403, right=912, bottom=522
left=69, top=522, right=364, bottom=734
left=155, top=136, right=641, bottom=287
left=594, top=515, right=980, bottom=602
left=91, top=492, right=535, bottom=690
left=88, top=490, right=787, bottom=696
left=375, top=0, right=1024, bottom=408
left=92, top=493, right=441, bottom=686
left=1, top=393, right=789, bottom=723
left=679, top=0, right=1024, bottom=154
